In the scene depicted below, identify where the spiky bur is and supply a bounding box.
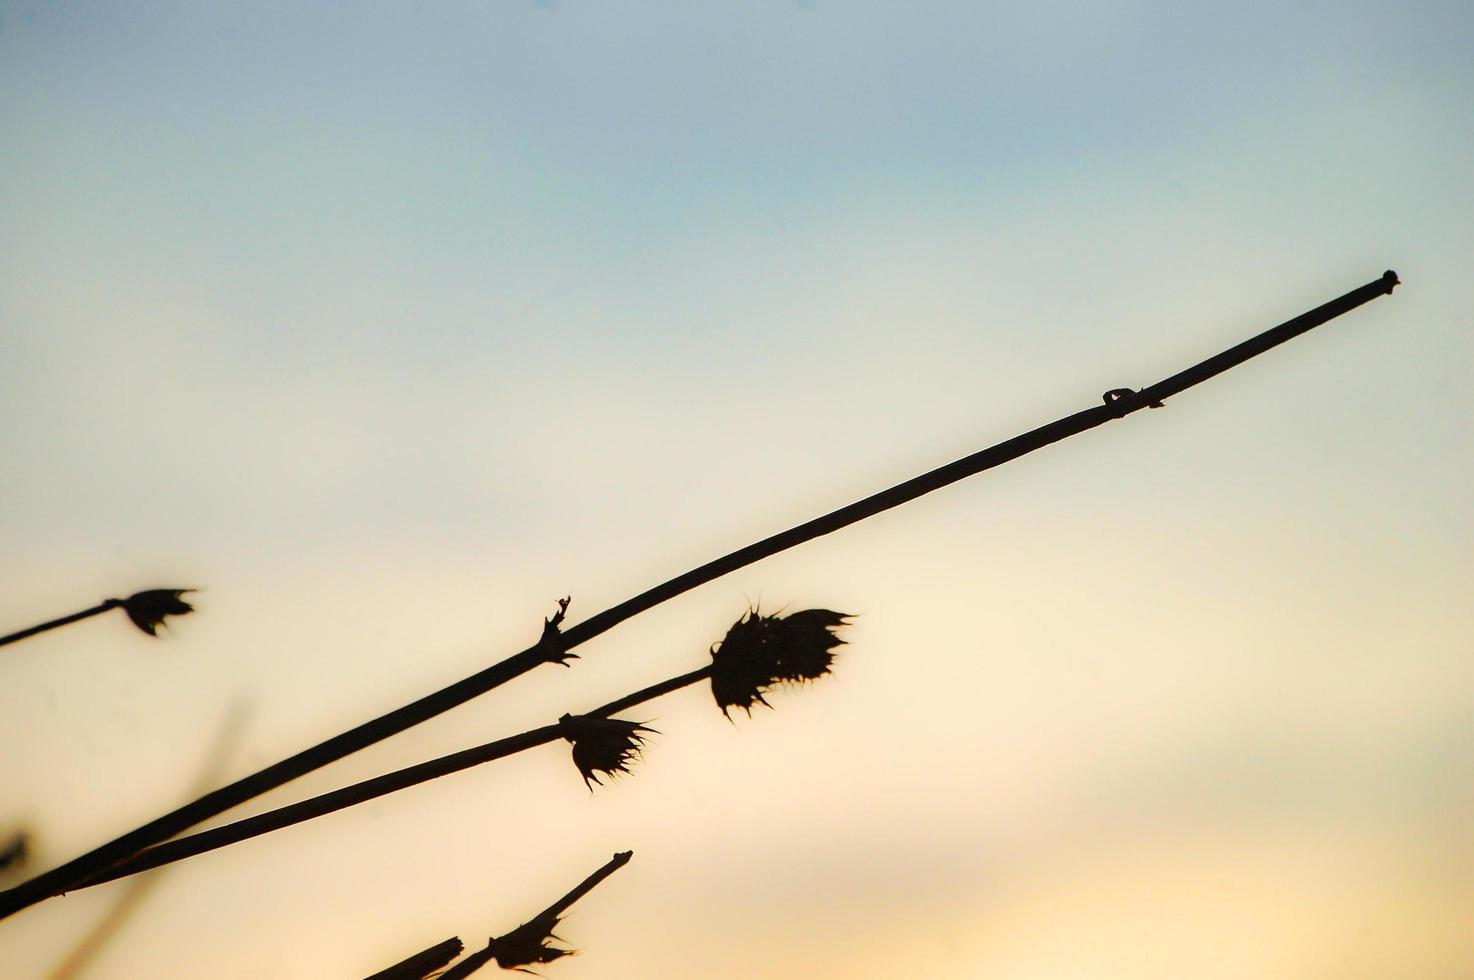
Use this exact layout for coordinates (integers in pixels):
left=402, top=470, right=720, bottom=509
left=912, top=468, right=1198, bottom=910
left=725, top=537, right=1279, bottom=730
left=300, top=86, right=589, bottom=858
left=363, top=936, right=464, bottom=980
left=120, top=589, right=195, bottom=637
left=709, top=608, right=851, bottom=717
left=489, top=912, right=574, bottom=974
left=537, top=597, right=575, bottom=666
left=557, top=713, right=655, bottom=791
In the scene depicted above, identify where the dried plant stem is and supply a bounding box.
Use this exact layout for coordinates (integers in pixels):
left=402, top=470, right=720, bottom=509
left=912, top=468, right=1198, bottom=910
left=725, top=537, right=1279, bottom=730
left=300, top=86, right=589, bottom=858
left=431, top=946, right=493, bottom=979
left=591, top=666, right=711, bottom=718
left=74, top=726, right=561, bottom=889
left=74, top=670, right=708, bottom=890
left=437, top=851, right=632, bottom=980
left=0, top=270, right=1398, bottom=920
left=521, top=848, right=632, bottom=922
left=362, top=937, right=464, bottom=980
left=0, top=601, right=120, bottom=649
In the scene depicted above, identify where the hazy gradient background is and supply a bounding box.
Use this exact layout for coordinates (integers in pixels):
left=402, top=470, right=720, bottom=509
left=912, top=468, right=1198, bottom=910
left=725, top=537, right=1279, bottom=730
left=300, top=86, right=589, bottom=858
left=2, top=2, right=1471, bottom=977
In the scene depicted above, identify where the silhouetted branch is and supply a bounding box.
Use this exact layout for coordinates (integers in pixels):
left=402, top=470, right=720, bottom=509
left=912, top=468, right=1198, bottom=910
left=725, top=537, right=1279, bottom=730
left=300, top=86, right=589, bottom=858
left=364, top=937, right=464, bottom=980
left=436, top=851, right=633, bottom=979
left=75, top=726, right=565, bottom=889
left=0, top=271, right=1399, bottom=919
left=0, top=589, right=196, bottom=649
left=73, top=610, right=847, bottom=889
left=364, top=853, right=631, bottom=978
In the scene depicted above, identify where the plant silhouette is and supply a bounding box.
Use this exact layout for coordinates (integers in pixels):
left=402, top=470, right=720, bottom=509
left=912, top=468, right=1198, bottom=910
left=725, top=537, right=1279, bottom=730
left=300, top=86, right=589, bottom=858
left=75, top=608, right=850, bottom=889
left=438, top=851, right=630, bottom=979
left=365, top=852, right=631, bottom=978
left=0, top=589, right=196, bottom=649
left=0, top=271, right=1400, bottom=930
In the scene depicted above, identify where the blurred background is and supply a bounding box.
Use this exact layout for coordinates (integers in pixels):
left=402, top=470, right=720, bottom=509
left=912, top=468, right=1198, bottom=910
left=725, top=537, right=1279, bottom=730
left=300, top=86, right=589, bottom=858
left=1, top=2, right=1470, bottom=976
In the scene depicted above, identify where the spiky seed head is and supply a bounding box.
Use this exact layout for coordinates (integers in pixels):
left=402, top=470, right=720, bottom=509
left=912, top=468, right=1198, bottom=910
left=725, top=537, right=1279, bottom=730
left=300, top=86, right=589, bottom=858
left=121, top=589, right=195, bottom=637
left=557, top=713, right=655, bottom=791
left=709, top=607, right=851, bottom=718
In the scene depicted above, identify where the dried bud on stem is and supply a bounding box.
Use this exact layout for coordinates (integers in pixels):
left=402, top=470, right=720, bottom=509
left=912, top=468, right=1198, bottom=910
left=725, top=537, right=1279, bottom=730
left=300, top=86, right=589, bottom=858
left=487, top=913, right=574, bottom=974
left=120, top=589, right=196, bottom=637
left=557, top=714, right=655, bottom=790
left=537, top=597, right=575, bottom=666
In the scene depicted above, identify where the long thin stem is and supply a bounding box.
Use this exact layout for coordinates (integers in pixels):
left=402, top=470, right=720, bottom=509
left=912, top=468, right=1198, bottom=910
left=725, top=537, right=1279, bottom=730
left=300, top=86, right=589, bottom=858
left=363, top=937, right=464, bottom=980
left=529, top=848, right=633, bottom=921
left=0, top=270, right=1399, bottom=919
left=591, top=666, right=712, bottom=718
left=73, top=726, right=560, bottom=889
left=0, top=601, right=120, bottom=649
left=74, top=670, right=709, bottom=889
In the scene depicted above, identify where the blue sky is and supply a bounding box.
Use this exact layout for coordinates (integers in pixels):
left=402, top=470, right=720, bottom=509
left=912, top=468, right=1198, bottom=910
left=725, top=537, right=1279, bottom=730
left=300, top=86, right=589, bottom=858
left=2, top=2, right=1471, bottom=977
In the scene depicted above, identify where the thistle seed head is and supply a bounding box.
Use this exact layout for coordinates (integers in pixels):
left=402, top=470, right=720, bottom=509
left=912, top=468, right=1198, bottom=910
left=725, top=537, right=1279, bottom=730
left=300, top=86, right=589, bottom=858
left=709, top=607, right=851, bottom=718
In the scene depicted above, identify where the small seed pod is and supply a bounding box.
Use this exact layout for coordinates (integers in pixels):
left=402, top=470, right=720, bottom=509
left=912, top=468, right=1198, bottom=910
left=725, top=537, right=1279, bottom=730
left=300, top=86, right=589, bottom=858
left=489, top=912, right=573, bottom=973
left=709, top=607, right=851, bottom=717
left=557, top=713, right=655, bottom=790
left=120, top=589, right=195, bottom=636
left=537, top=596, right=576, bottom=666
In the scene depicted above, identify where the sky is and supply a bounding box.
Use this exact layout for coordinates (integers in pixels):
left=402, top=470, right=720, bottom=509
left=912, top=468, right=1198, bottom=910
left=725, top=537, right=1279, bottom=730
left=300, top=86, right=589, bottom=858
left=1, top=1, right=1471, bottom=977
